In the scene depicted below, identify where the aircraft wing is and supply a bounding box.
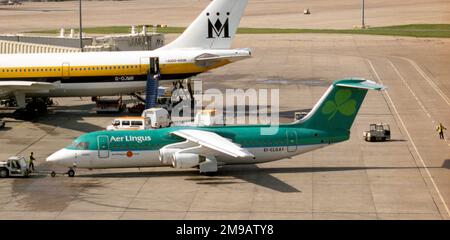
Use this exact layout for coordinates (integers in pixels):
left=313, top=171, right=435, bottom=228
left=171, top=129, right=254, bottom=158
left=0, top=81, right=57, bottom=91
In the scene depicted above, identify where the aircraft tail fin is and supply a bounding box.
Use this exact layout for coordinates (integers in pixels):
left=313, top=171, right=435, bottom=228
left=159, top=0, right=248, bottom=50
left=294, top=79, right=385, bottom=132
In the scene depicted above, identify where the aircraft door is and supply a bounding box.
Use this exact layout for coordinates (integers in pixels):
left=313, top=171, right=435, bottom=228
left=149, top=57, right=160, bottom=74
left=62, top=62, right=70, bottom=79
left=286, top=130, right=298, bottom=152
left=97, top=135, right=110, bottom=158
left=140, top=57, right=160, bottom=74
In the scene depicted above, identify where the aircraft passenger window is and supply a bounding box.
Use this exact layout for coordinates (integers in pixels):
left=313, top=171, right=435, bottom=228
left=122, top=121, right=130, bottom=126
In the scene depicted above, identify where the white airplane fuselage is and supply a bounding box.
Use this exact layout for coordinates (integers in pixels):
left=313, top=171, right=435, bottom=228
left=48, top=144, right=326, bottom=169
left=0, top=48, right=250, bottom=98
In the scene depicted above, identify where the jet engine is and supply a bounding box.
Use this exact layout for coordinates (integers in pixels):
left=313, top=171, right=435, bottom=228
left=172, top=153, right=200, bottom=169
left=159, top=148, right=180, bottom=165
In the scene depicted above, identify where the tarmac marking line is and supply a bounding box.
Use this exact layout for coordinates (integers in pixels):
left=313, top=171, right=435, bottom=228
left=394, top=56, right=450, bottom=107
left=387, top=59, right=435, bottom=123
left=366, top=58, right=450, bottom=218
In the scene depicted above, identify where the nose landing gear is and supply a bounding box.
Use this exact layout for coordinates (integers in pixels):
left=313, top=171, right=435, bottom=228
left=67, top=168, right=75, bottom=177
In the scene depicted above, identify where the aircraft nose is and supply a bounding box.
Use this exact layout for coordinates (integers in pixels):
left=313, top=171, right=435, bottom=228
left=46, top=148, right=72, bottom=163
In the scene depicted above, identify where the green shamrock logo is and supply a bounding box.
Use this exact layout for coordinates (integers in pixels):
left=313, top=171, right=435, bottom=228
left=321, top=89, right=357, bottom=120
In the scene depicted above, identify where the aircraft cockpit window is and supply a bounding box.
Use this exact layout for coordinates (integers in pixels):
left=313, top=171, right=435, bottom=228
left=68, top=141, right=89, bottom=150
left=113, top=120, right=120, bottom=126
left=75, top=142, right=89, bottom=150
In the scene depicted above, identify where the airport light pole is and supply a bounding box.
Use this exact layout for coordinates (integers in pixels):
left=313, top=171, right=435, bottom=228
left=361, top=0, right=365, bottom=28
left=79, top=0, right=83, bottom=52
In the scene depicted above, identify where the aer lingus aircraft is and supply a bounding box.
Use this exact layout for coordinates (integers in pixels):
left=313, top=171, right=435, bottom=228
left=46, top=79, right=385, bottom=177
left=0, top=0, right=250, bottom=111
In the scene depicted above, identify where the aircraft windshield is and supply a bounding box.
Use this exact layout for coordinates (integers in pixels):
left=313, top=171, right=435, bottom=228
left=68, top=141, right=90, bottom=150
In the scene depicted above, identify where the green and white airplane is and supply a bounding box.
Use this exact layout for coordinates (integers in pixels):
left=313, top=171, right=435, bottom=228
left=46, top=79, right=385, bottom=177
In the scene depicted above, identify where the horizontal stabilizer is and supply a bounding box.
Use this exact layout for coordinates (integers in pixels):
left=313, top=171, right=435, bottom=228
left=194, top=52, right=250, bottom=67
left=335, top=79, right=386, bottom=90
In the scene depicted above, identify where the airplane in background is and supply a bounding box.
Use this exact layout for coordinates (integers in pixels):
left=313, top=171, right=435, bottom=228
left=46, top=79, right=385, bottom=177
left=0, top=0, right=251, bottom=115
left=0, top=1, right=22, bottom=5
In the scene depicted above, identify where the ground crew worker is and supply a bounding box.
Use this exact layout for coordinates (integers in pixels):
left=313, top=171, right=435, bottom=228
left=436, top=123, right=447, bottom=140
left=29, top=152, right=35, bottom=172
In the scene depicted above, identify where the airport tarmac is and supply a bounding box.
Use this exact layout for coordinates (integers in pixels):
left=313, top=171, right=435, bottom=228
left=1, top=0, right=449, bottom=33
left=1, top=33, right=449, bottom=219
